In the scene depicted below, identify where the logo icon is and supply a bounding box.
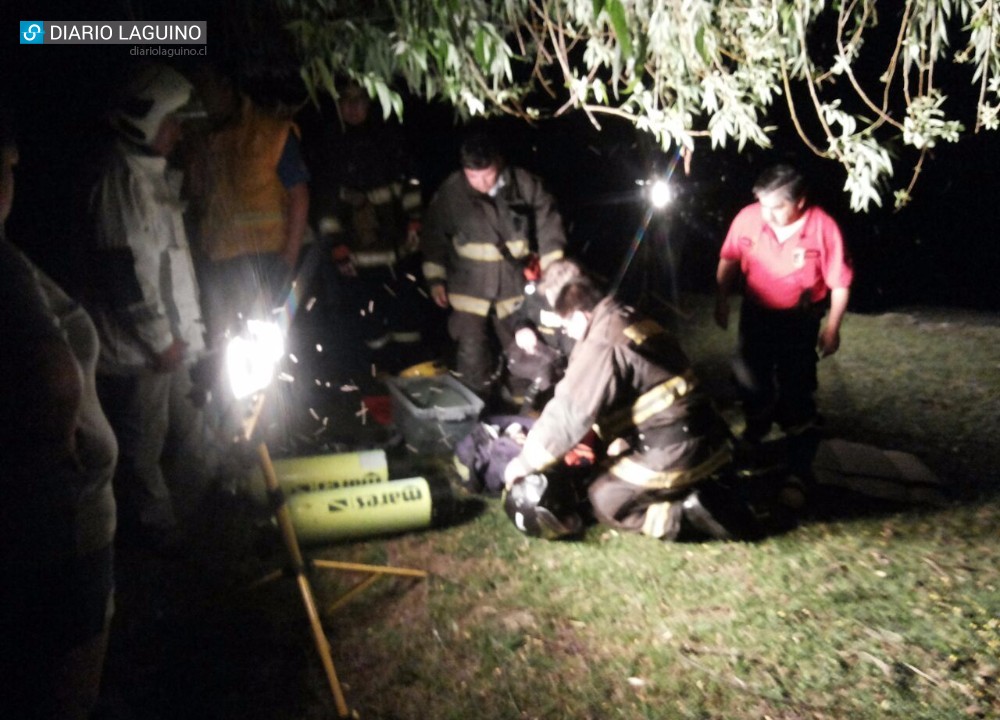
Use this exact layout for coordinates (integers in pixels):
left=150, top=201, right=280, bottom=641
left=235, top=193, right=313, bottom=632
left=20, top=21, right=45, bottom=44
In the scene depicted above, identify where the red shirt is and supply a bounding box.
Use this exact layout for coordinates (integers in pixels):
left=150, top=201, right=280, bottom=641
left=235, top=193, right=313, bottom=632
left=720, top=203, right=853, bottom=309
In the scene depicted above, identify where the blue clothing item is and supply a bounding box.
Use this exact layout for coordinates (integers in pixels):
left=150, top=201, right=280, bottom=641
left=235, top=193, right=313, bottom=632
left=277, top=131, right=310, bottom=189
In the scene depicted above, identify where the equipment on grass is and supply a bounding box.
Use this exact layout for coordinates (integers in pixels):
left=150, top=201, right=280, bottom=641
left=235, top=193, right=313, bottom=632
left=255, top=449, right=390, bottom=495
left=225, top=243, right=427, bottom=718
left=287, top=476, right=452, bottom=544
left=503, top=473, right=583, bottom=539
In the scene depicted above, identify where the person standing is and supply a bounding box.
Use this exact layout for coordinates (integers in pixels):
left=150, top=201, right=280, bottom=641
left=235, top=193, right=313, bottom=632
left=308, top=81, right=430, bottom=371
left=87, top=64, right=210, bottom=548
left=192, top=70, right=311, bottom=346
left=714, top=163, right=853, bottom=464
left=0, top=111, right=118, bottom=720
left=422, top=128, right=567, bottom=398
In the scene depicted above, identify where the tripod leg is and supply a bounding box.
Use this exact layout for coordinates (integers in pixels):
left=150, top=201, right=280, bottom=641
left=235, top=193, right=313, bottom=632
left=257, top=442, right=351, bottom=718
left=295, top=571, right=350, bottom=718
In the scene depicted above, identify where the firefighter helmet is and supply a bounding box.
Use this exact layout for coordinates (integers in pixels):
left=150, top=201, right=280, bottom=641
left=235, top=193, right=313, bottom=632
left=110, top=64, right=202, bottom=146
left=503, top=473, right=583, bottom=540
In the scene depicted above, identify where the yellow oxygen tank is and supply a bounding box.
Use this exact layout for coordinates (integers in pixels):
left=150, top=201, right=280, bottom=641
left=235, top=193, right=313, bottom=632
left=286, top=476, right=451, bottom=544
left=254, top=450, right=390, bottom=495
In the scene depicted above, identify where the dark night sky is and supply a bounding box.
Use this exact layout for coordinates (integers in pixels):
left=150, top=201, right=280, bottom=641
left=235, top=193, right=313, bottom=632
left=4, top=3, right=1000, bottom=313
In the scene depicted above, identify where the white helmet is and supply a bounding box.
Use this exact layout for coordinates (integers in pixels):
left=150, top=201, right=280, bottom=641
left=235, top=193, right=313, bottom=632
left=110, top=64, right=201, bottom=146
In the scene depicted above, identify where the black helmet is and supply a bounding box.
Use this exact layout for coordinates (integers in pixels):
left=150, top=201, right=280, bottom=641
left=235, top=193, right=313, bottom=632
left=503, top=473, right=583, bottom=539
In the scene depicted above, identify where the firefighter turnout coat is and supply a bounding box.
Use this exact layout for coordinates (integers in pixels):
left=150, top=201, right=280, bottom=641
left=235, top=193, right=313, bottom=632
left=515, top=298, right=731, bottom=495
left=422, top=166, right=566, bottom=321
left=313, top=120, right=421, bottom=270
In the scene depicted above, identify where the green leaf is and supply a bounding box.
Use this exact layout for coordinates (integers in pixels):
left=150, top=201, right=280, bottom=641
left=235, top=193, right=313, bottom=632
left=694, top=25, right=710, bottom=65
left=592, top=0, right=606, bottom=19
left=316, top=58, right=336, bottom=99
left=300, top=66, right=319, bottom=108
left=474, top=27, right=486, bottom=67
left=375, top=81, right=395, bottom=120
left=608, top=0, right=633, bottom=59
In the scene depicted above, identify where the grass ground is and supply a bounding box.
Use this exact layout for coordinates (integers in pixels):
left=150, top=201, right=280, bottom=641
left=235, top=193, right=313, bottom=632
left=101, top=294, right=1000, bottom=720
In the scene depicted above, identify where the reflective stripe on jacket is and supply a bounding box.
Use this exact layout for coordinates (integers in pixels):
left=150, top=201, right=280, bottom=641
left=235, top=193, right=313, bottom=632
left=422, top=166, right=565, bottom=307
left=517, top=298, right=729, bottom=478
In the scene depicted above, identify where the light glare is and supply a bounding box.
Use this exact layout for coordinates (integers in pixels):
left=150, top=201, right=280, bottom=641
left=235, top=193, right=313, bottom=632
left=227, top=320, right=285, bottom=399
left=650, top=180, right=672, bottom=209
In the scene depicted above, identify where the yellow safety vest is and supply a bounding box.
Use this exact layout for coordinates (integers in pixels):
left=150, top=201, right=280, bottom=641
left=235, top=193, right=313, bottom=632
left=200, top=99, right=294, bottom=261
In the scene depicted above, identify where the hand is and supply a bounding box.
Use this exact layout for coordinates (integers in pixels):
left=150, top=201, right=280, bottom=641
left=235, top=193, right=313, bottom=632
left=563, top=441, right=595, bottom=467
left=330, top=243, right=358, bottom=277
left=430, top=283, right=449, bottom=309
left=152, top=339, right=187, bottom=373
left=503, top=457, right=529, bottom=491
left=817, top=325, right=841, bottom=357
left=514, top=328, right=539, bottom=354
left=404, top=223, right=421, bottom=253
left=714, top=296, right=730, bottom=330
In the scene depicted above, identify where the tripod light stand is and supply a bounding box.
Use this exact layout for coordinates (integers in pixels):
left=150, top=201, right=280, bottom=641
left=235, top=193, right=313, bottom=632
left=229, top=250, right=427, bottom=718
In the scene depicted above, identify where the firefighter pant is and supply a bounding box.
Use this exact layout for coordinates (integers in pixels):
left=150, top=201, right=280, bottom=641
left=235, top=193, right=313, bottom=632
left=588, top=470, right=690, bottom=540
left=0, top=544, right=114, bottom=720
left=322, top=253, right=442, bottom=375
left=586, top=423, right=734, bottom=540
left=448, top=308, right=515, bottom=397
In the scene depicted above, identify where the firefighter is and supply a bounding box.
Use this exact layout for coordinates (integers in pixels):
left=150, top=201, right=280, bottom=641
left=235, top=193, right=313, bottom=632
left=503, top=277, right=741, bottom=541
left=504, top=257, right=584, bottom=410
left=190, top=68, right=311, bottom=347
left=422, top=128, right=567, bottom=398
left=309, top=81, right=431, bottom=371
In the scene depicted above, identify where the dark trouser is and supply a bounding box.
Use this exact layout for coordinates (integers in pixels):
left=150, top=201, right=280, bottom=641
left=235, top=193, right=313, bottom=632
left=448, top=309, right=515, bottom=397
left=587, top=425, right=733, bottom=540
left=588, top=473, right=688, bottom=539
left=734, top=300, right=822, bottom=442
left=321, top=253, right=441, bottom=375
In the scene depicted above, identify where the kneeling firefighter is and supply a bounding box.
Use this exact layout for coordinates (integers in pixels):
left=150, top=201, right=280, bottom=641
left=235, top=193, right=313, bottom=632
left=503, top=277, right=765, bottom=542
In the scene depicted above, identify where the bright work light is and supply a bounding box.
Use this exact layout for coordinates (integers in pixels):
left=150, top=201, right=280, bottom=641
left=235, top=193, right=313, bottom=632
left=226, top=319, right=285, bottom=399
left=649, top=179, right=672, bottom=209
